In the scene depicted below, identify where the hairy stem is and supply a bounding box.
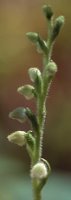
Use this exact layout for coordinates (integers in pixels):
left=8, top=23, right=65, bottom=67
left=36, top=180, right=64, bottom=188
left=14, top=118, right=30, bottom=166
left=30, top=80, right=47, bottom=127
left=32, top=40, right=52, bottom=200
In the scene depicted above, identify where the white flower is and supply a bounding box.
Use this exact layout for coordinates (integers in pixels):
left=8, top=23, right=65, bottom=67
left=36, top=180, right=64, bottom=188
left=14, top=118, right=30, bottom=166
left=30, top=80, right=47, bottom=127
left=7, top=131, right=27, bottom=146
left=31, top=162, right=48, bottom=179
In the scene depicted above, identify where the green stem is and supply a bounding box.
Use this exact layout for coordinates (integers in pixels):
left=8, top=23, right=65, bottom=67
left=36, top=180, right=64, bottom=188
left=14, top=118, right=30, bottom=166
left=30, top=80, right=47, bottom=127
left=32, top=179, right=41, bottom=200
left=32, top=17, right=53, bottom=200
left=34, top=191, right=41, bottom=200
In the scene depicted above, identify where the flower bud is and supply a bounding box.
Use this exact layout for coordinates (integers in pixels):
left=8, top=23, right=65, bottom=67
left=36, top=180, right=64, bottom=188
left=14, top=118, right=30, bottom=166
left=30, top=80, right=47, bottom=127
left=26, top=32, right=39, bottom=43
left=46, top=61, right=57, bottom=75
left=7, top=131, right=27, bottom=146
left=28, top=68, right=41, bottom=82
left=31, top=162, right=48, bottom=179
left=26, top=32, right=47, bottom=54
left=9, top=107, right=27, bottom=123
left=43, top=5, right=53, bottom=20
left=17, top=84, right=35, bottom=100
left=51, top=16, right=65, bottom=41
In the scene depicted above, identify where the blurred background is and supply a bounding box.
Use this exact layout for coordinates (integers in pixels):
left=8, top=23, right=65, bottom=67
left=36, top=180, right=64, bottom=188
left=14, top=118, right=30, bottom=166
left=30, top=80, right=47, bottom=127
left=0, top=0, right=71, bottom=199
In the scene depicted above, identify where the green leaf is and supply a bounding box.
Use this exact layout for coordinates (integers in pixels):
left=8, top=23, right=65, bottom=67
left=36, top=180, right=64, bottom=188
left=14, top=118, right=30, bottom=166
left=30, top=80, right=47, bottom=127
left=9, top=107, right=27, bottom=123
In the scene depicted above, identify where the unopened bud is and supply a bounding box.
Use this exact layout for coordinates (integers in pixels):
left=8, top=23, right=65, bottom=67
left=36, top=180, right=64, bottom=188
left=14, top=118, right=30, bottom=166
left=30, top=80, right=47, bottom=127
left=9, top=107, right=27, bottom=123
left=31, top=162, right=48, bottom=179
left=43, top=5, right=53, bottom=20
left=26, top=32, right=47, bottom=54
left=7, top=131, right=27, bottom=146
left=51, top=16, right=65, bottom=41
left=28, top=67, right=41, bottom=82
left=46, top=61, right=57, bottom=75
left=17, top=85, right=35, bottom=100
left=26, top=32, right=39, bottom=43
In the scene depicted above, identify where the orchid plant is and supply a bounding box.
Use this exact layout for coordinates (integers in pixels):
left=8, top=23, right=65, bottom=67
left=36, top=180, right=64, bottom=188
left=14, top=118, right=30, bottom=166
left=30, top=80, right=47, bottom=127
left=7, top=4, right=65, bottom=200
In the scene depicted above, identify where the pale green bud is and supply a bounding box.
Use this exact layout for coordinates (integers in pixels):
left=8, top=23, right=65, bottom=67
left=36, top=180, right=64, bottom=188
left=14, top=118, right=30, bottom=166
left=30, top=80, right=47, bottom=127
left=26, top=32, right=39, bottom=43
left=31, top=162, right=48, bottom=179
left=17, top=84, right=35, bottom=100
left=46, top=61, right=57, bottom=75
left=28, top=67, right=41, bottom=82
left=26, top=32, right=48, bottom=54
left=51, top=16, right=65, bottom=41
left=7, top=131, right=27, bottom=146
